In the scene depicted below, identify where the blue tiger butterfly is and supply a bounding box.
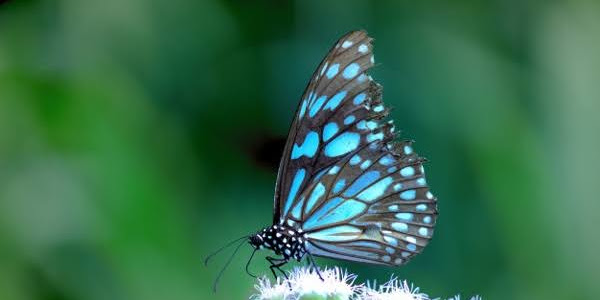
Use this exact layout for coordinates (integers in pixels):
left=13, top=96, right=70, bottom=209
left=206, top=30, right=438, bottom=289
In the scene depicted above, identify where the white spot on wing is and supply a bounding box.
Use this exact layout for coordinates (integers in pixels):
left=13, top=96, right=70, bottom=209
left=358, top=44, right=368, bottom=53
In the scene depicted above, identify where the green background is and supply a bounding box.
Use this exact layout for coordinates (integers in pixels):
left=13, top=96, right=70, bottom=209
left=1, top=1, right=599, bottom=299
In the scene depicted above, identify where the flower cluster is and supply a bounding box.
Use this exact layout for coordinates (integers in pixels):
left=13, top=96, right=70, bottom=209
left=250, top=266, right=480, bottom=300
left=251, top=266, right=357, bottom=300
left=360, top=277, right=428, bottom=300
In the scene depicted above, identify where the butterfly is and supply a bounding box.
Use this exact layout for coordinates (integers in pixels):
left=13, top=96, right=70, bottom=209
left=206, top=30, right=438, bottom=289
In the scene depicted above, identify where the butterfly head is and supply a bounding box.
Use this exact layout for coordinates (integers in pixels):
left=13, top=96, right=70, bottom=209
left=248, top=233, right=265, bottom=250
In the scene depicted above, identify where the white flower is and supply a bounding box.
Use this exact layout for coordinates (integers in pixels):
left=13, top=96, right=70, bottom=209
left=251, top=276, right=290, bottom=300
left=251, top=266, right=357, bottom=300
left=288, top=266, right=358, bottom=299
left=360, top=277, right=429, bottom=300
left=250, top=266, right=481, bottom=300
left=447, top=295, right=482, bottom=300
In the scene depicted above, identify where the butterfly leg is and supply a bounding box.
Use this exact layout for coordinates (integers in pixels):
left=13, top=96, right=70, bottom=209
left=306, top=252, right=324, bottom=281
left=266, top=256, right=289, bottom=281
left=245, top=249, right=257, bottom=278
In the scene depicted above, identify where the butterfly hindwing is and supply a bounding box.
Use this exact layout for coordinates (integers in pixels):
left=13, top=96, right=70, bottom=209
left=297, top=139, right=437, bottom=266
left=273, top=31, right=378, bottom=224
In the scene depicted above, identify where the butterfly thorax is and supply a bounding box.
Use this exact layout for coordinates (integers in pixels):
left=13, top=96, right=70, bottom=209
left=249, top=225, right=307, bottom=261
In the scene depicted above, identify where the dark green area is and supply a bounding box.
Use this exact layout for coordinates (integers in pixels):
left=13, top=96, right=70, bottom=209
left=1, top=1, right=599, bottom=299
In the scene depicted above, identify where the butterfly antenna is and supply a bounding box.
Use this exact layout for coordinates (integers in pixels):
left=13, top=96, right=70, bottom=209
left=245, top=248, right=257, bottom=278
left=212, top=239, right=246, bottom=292
left=204, top=235, right=248, bottom=266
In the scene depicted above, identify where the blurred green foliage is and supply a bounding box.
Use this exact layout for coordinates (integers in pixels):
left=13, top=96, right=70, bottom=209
left=1, top=0, right=600, bottom=299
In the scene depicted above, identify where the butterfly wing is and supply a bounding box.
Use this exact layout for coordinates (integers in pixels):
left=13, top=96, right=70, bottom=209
left=273, top=31, right=377, bottom=224
left=276, top=31, right=438, bottom=266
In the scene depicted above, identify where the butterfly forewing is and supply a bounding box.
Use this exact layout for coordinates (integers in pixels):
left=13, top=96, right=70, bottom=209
left=273, top=31, right=377, bottom=224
